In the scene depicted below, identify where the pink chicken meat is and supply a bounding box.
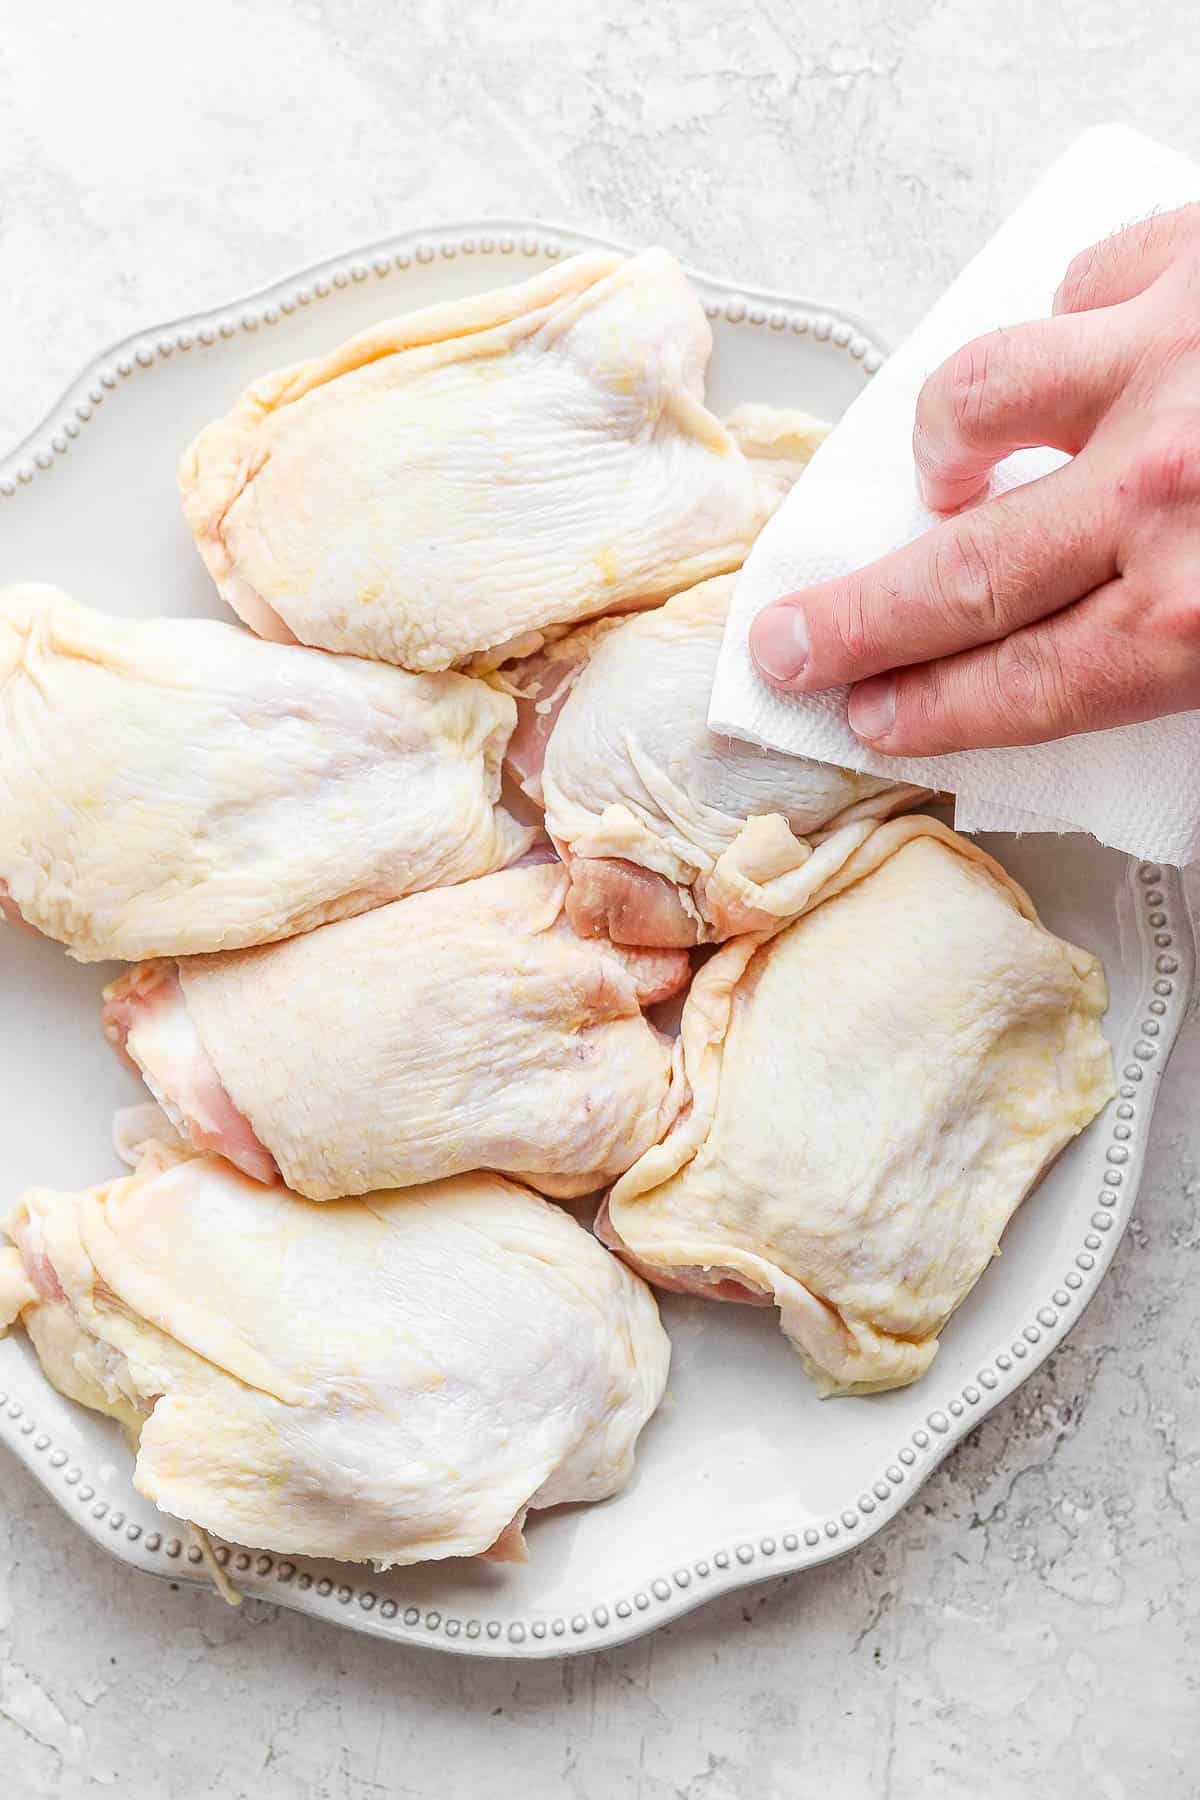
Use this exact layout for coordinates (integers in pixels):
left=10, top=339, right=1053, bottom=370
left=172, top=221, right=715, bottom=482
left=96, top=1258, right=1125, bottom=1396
left=504, top=575, right=924, bottom=948
left=104, top=863, right=688, bottom=1202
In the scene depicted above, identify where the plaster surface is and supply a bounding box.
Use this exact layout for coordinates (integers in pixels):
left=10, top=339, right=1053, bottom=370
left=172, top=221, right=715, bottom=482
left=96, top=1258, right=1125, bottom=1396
left=1, top=4, right=1198, bottom=1795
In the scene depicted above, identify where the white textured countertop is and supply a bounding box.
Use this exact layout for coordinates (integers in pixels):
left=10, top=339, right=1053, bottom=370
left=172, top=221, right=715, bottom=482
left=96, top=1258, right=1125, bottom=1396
left=2, top=5, right=1198, bottom=1796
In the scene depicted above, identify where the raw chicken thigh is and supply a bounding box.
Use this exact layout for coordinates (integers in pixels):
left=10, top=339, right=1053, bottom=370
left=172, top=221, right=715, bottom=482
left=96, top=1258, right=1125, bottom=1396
left=602, top=815, right=1115, bottom=1393
left=0, top=1153, right=669, bottom=1565
left=104, top=863, right=688, bottom=1201
left=526, top=575, right=922, bottom=946
left=0, top=584, right=529, bottom=962
left=500, top=615, right=628, bottom=807
left=180, top=249, right=826, bottom=671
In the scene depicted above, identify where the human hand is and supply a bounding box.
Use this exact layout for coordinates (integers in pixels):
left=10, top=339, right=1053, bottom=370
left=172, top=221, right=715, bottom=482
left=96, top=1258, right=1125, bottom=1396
left=750, top=203, right=1200, bottom=754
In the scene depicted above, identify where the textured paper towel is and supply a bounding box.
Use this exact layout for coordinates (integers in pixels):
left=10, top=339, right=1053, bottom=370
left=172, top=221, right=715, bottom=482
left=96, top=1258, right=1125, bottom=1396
left=710, top=124, right=1200, bottom=867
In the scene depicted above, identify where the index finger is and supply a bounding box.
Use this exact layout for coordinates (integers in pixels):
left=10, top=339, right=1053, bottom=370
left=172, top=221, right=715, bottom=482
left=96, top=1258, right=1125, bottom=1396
left=749, top=452, right=1116, bottom=692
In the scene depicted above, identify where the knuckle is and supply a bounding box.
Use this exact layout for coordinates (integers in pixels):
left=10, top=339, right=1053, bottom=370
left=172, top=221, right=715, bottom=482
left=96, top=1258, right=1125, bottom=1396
left=1054, top=245, right=1097, bottom=313
left=992, top=633, right=1076, bottom=738
left=904, top=662, right=953, bottom=746
left=915, top=334, right=1009, bottom=476
left=994, top=637, right=1044, bottom=719
left=928, top=528, right=1004, bottom=638
left=832, top=576, right=883, bottom=668
left=895, top=656, right=1000, bottom=755
left=1126, top=417, right=1200, bottom=509
left=945, top=337, right=999, bottom=446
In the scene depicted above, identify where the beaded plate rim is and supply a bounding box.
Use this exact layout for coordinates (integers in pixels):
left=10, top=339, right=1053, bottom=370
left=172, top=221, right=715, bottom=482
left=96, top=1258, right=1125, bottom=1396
left=0, top=215, right=885, bottom=498
left=0, top=222, right=1190, bottom=1658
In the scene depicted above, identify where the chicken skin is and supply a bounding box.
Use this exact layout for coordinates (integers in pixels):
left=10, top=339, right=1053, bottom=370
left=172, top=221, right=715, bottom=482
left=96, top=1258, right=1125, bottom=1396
left=522, top=575, right=922, bottom=946
left=104, top=863, right=688, bottom=1202
left=0, top=584, right=530, bottom=962
left=180, top=249, right=826, bottom=671
left=601, top=816, right=1115, bottom=1394
left=0, top=1151, right=669, bottom=1566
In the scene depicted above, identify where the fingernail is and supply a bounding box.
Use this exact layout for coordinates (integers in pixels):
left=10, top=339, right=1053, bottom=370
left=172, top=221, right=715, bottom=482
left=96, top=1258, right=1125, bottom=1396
left=751, top=604, right=810, bottom=684
left=848, top=676, right=896, bottom=744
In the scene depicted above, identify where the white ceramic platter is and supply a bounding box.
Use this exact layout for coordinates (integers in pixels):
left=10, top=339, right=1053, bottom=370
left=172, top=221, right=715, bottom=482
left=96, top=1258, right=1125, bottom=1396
left=0, top=221, right=1192, bottom=1659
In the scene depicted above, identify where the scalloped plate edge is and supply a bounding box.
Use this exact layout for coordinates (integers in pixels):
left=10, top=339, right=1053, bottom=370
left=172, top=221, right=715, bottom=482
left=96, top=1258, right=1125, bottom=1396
left=0, top=222, right=1191, bottom=1658
left=0, top=214, right=886, bottom=499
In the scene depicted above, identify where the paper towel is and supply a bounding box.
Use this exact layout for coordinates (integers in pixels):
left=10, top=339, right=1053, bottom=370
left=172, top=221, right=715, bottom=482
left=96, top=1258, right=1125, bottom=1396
left=709, top=124, right=1200, bottom=867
